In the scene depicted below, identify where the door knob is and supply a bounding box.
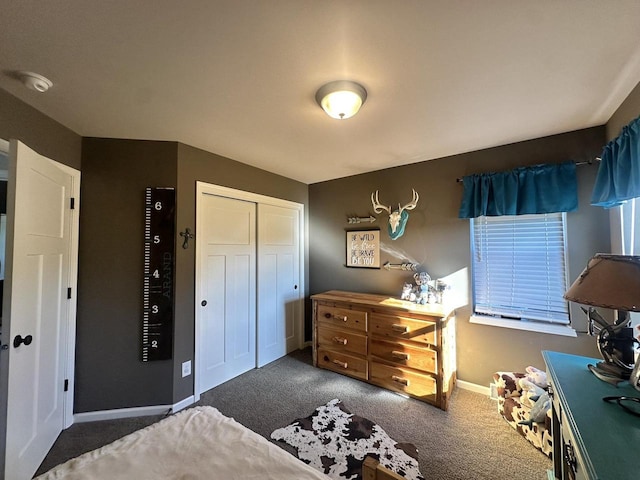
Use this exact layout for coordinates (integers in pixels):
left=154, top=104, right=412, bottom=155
left=13, top=334, right=33, bottom=348
left=201, top=300, right=207, bottom=307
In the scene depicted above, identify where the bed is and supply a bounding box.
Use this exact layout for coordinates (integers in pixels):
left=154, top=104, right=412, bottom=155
left=36, top=406, right=402, bottom=480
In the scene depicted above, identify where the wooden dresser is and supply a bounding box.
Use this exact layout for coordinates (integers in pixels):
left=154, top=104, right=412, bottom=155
left=312, top=290, right=456, bottom=410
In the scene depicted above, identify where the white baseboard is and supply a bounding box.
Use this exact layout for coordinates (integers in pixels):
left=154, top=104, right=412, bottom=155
left=74, top=396, right=195, bottom=424
left=171, top=395, right=195, bottom=413
left=456, top=379, right=491, bottom=397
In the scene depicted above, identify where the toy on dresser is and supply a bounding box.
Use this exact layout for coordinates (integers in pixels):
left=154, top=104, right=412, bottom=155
left=413, top=271, right=432, bottom=304
left=400, top=272, right=449, bottom=305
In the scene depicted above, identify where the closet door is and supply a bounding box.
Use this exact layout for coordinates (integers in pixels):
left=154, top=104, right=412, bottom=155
left=257, top=204, right=301, bottom=367
left=197, top=194, right=256, bottom=393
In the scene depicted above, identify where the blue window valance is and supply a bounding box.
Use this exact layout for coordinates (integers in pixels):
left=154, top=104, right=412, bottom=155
left=458, top=161, right=578, bottom=219
left=591, top=115, right=640, bottom=208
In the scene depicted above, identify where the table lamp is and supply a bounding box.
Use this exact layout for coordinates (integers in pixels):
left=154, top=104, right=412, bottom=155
left=564, top=254, right=640, bottom=386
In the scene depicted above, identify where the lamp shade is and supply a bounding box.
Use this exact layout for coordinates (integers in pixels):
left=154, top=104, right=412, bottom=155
left=564, top=254, right=640, bottom=311
left=315, top=80, right=367, bottom=120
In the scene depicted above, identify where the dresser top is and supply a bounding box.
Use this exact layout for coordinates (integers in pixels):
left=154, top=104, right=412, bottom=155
left=311, top=290, right=456, bottom=318
left=543, top=350, right=640, bottom=479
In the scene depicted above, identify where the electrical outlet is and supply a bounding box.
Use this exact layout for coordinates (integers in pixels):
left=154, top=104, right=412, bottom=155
left=489, top=382, right=498, bottom=400
left=182, top=360, right=192, bottom=378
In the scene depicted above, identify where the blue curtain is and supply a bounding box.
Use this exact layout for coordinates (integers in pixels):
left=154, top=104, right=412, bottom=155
left=591, top=115, right=640, bottom=208
left=458, top=162, right=578, bottom=218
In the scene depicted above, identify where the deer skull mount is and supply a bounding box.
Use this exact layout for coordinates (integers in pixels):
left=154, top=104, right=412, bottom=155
left=371, top=189, right=419, bottom=240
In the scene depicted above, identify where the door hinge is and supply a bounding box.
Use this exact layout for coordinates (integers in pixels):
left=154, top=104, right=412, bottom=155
left=64, top=379, right=69, bottom=392
left=70, top=197, right=75, bottom=210
left=67, top=287, right=72, bottom=299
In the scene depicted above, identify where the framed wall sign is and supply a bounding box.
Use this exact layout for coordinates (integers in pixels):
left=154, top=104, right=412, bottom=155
left=346, top=229, right=381, bottom=268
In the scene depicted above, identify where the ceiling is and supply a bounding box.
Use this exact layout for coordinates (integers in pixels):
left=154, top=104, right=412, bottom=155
left=1, top=1, right=640, bottom=184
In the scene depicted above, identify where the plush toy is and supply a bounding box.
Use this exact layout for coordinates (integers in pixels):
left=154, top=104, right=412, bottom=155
left=413, top=272, right=432, bottom=304
left=400, top=283, right=414, bottom=301
left=518, top=392, right=551, bottom=427
left=518, top=377, right=545, bottom=408
left=525, top=366, right=548, bottom=389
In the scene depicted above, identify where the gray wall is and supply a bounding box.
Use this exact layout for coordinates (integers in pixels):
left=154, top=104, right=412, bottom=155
left=173, top=143, right=309, bottom=403
left=309, top=127, right=609, bottom=387
left=0, top=89, right=81, bottom=170
left=607, top=81, right=640, bottom=141
left=75, top=139, right=310, bottom=410
left=76, top=138, right=178, bottom=412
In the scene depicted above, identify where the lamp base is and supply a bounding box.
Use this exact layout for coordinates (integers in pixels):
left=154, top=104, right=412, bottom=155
left=588, top=363, right=628, bottom=386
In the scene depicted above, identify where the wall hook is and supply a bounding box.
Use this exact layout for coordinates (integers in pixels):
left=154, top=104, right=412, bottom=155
left=179, top=228, right=194, bottom=249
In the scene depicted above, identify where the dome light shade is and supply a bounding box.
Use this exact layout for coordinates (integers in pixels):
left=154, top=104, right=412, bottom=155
left=19, top=71, right=53, bottom=93
left=315, top=80, right=367, bottom=120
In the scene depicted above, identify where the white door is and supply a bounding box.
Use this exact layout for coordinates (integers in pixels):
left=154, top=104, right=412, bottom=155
left=1, top=140, right=79, bottom=480
left=257, top=204, right=301, bottom=367
left=197, top=194, right=256, bottom=394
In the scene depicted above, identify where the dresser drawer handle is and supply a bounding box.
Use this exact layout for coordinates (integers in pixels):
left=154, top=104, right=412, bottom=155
left=391, top=375, right=409, bottom=386
left=391, top=324, right=409, bottom=333
left=563, top=441, right=577, bottom=477
left=325, top=312, right=348, bottom=322
left=391, top=351, right=409, bottom=360
left=332, top=336, right=348, bottom=345
left=332, top=359, right=348, bottom=369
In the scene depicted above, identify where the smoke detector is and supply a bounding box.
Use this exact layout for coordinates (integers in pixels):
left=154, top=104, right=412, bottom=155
left=19, top=71, right=53, bottom=93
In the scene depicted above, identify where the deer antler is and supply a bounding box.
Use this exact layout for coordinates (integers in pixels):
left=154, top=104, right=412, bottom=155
left=399, top=189, right=419, bottom=213
left=371, top=191, right=391, bottom=214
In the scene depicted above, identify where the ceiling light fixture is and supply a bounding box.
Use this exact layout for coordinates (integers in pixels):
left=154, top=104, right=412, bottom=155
left=315, top=80, right=367, bottom=120
left=19, top=71, right=53, bottom=93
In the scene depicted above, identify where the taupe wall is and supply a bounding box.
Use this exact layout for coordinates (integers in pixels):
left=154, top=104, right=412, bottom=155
left=76, top=138, right=178, bottom=412
left=0, top=88, right=81, bottom=169
left=75, top=139, right=309, bottom=409
left=607, top=81, right=640, bottom=140
left=173, top=143, right=309, bottom=402
left=309, top=127, right=609, bottom=387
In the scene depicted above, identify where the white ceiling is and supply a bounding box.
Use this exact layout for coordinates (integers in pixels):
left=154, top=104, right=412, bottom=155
left=1, top=1, right=640, bottom=184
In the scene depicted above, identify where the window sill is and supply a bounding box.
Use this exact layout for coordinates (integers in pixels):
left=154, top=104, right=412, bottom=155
left=470, top=314, right=577, bottom=337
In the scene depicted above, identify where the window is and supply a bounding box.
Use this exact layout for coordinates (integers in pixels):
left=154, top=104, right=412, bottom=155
left=470, top=213, right=574, bottom=336
left=614, top=198, right=640, bottom=329
left=618, top=198, right=640, bottom=255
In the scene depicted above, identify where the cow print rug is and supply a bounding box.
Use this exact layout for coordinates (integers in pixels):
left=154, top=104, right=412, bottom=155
left=270, top=399, right=424, bottom=480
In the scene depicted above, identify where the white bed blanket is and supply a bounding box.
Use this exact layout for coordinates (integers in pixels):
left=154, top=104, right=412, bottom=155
left=37, top=406, right=331, bottom=480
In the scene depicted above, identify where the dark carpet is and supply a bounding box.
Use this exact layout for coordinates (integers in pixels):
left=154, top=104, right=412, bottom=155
left=36, top=348, right=551, bottom=479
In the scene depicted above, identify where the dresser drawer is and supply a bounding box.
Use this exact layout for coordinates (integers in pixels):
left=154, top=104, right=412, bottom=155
left=317, top=304, right=367, bottom=333
left=317, top=325, right=367, bottom=356
left=369, top=312, right=436, bottom=346
left=369, top=338, right=437, bottom=373
left=317, top=348, right=368, bottom=381
left=370, top=362, right=437, bottom=401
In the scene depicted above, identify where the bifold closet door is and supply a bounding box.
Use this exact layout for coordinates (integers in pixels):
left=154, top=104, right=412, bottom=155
left=257, top=204, right=301, bottom=367
left=198, top=194, right=256, bottom=393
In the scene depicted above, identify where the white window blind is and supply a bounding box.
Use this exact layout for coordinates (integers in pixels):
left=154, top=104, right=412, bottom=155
left=472, top=213, right=570, bottom=324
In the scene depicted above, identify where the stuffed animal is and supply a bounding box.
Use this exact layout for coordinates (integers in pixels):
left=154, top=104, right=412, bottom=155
left=518, top=378, right=545, bottom=408
left=413, top=272, right=432, bottom=304
left=518, top=392, right=551, bottom=427
left=525, top=366, right=548, bottom=389
left=400, top=283, right=414, bottom=301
